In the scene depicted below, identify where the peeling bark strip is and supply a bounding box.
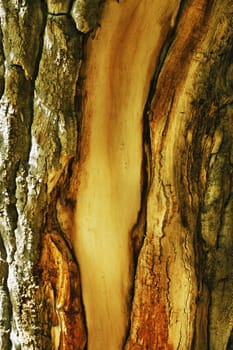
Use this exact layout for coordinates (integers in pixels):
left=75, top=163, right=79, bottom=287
left=126, top=0, right=212, bottom=347
left=126, top=0, right=233, bottom=349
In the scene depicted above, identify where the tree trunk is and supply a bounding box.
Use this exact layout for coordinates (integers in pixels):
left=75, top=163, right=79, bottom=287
left=0, top=1, right=232, bottom=349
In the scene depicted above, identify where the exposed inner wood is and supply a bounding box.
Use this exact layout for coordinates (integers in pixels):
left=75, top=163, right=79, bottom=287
left=73, top=1, right=180, bottom=349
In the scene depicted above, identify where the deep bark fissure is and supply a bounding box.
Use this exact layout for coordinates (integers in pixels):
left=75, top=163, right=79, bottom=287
left=144, top=0, right=187, bottom=117
left=123, top=4, right=190, bottom=339
left=72, top=2, right=185, bottom=349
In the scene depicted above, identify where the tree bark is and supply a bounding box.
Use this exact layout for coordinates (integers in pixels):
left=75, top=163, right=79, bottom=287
left=0, top=1, right=232, bottom=349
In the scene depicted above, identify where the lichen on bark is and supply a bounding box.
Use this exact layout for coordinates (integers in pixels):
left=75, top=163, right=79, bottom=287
left=0, top=1, right=85, bottom=348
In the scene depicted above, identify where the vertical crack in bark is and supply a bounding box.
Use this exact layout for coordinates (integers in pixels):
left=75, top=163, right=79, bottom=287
left=143, top=0, right=186, bottom=118
left=0, top=27, right=5, bottom=99
left=73, top=1, right=182, bottom=349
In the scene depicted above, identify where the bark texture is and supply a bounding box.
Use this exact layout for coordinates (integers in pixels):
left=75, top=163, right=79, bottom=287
left=0, top=0, right=232, bottom=350
left=0, top=1, right=86, bottom=349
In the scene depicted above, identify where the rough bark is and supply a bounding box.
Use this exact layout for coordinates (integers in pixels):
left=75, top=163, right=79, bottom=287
left=0, top=1, right=232, bottom=350
left=0, top=1, right=85, bottom=348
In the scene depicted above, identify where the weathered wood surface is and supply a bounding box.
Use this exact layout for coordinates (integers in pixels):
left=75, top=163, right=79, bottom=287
left=0, top=0, right=232, bottom=349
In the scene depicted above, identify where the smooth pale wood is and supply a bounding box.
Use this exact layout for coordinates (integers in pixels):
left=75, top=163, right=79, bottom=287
left=73, top=1, right=181, bottom=349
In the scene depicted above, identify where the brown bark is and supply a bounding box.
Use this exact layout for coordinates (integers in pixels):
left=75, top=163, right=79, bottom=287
left=0, top=1, right=232, bottom=349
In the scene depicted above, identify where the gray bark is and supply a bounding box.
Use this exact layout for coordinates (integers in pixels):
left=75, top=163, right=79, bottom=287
left=0, top=1, right=85, bottom=349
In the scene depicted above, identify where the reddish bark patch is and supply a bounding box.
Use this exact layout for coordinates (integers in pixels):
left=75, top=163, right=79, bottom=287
left=135, top=263, right=170, bottom=348
left=39, top=232, right=86, bottom=350
left=126, top=234, right=172, bottom=349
